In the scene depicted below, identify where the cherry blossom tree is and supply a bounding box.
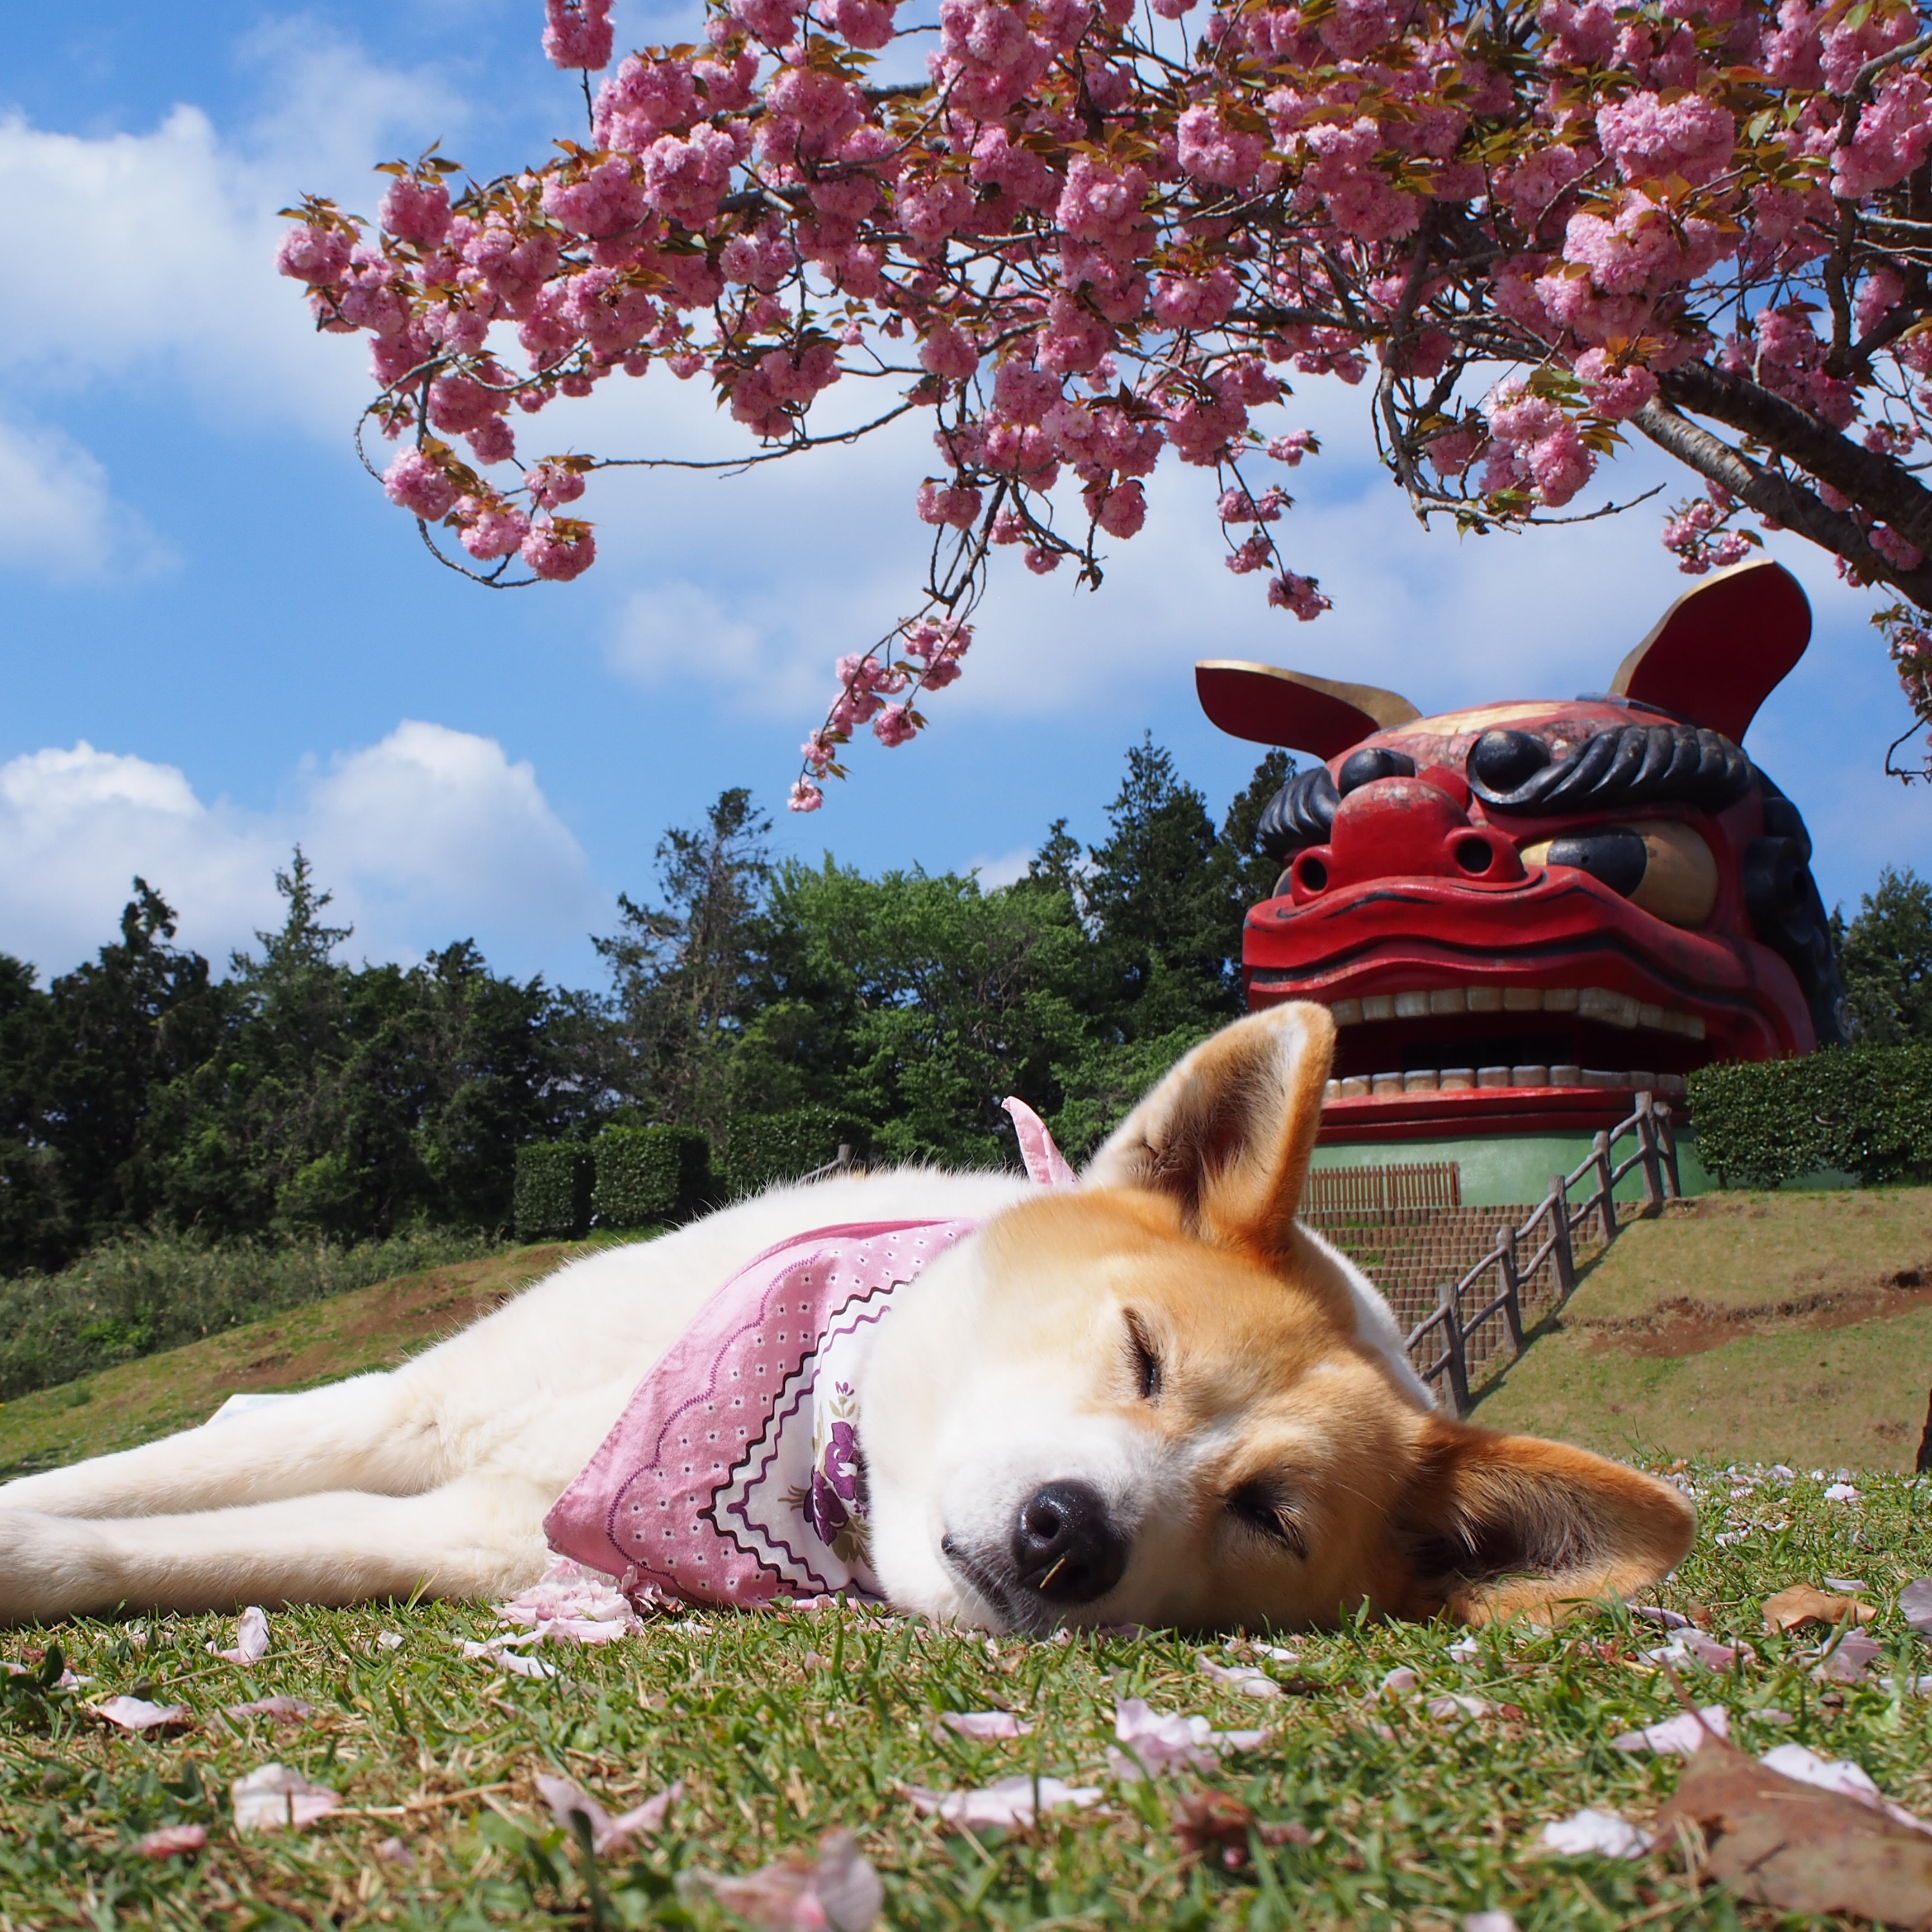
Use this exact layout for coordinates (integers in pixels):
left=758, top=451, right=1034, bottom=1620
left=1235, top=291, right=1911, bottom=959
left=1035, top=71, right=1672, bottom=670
left=279, top=0, right=1932, bottom=803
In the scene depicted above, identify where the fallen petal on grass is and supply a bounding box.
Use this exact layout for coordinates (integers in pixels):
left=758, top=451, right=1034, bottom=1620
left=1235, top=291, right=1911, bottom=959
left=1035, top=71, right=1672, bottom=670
left=209, top=1606, right=270, bottom=1665
left=1379, top=1666, right=1419, bottom=1696
left=92, top=1697, right=192, bottom=1733
left=1762, top=1584, right=1879, bottom=1633
left=1901, top=1577, right=1932, bottom=1636
left=231, top=1763, right=340, bottom=1832
left=458, top=1639, right=556, bottom=1680
left=534, top=1773, right=682, bottom=1855
left=222, top=1696, right=314, bottom=1726
left=1760, top=1743, right=1932, bottom=1835
left=1540, top=1808, right=1651, bottom=1859
left=1658, top=1737, right=1932, bottom=1919
left=1632, top=1604, right=1690, bottom=1630
left=1107, top=1699, right=1270, bottom=1779
left=933, top=1710, right=1030, bottom=1740
left=495, top=1559, right=647, bottom=1642
left=1461, top=1914, right=1518, bottom=1932
left=1645, top=1631, right=1753, bottom=1671
left=1814, top=1631, right=1884, bottom=1684
left=1197, top=1656, right=1280, bottom=1698
left=1426, top=1693, right=1495, bottom=1722
left=137, top=1824, right=207, bottom=1858
left=905, top=1775, right=1104, bottom=1829
left=679, top=1827, right=882, bottom=1931
left=375, top=1835, right=416, bottom=1867
left=1611, top=1706, right=1729, bottom=1756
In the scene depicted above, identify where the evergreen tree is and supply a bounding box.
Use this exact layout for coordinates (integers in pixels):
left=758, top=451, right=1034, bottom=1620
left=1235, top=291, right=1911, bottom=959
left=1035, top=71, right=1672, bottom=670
left=0, top=956, right=65, bottom=1273
left=36, top=882, right=221, bottom=1246
left=1219, top=750, right=1295, bottom=907
left=1838, top=867, right=1932, bottom=1045
left=594, top=788, right=772, bottom=1141
left=1082, top=737, right=1243, bottom=1038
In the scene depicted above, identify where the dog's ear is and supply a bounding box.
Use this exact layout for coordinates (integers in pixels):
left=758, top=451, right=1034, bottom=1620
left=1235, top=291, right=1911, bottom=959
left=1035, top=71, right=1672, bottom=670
left=1082, top=1003, right=1334, bottom=1263
left=1386, top=1418, right=1697, bottom=1624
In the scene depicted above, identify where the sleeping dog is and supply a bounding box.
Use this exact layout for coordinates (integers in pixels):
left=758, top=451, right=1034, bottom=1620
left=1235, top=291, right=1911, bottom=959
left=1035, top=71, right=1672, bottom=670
left=0, top=1003, right=1693, bottom=1631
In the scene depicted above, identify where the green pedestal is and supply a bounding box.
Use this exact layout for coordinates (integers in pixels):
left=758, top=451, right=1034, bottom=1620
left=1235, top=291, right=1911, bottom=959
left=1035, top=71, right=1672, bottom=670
left=1308, top=1130, right=1856, bottom=1206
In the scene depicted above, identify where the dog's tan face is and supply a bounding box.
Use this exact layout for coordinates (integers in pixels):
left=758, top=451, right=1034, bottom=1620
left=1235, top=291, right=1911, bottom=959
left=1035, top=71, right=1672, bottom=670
left=861, top=1003, right=1695, bottom=1633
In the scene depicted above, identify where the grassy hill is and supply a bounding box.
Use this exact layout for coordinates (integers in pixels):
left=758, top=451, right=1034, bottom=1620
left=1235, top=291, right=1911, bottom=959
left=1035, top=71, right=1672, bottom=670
left=0, top=1242, right=591, bottom=1483
left=1476, top=1186, right=1932, bottom=1469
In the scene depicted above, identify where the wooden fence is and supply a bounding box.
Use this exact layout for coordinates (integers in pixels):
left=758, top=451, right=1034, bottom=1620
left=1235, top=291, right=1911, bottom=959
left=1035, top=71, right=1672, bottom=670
left=1304, top=1160, right=1462, bottom=1219
left=1404, top=1092, right=1680, bottom=1415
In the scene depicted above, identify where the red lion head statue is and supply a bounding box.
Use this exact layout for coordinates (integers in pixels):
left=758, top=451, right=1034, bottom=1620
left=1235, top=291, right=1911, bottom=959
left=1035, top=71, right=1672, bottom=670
left=1197, top=559, right=1849, bottom=1141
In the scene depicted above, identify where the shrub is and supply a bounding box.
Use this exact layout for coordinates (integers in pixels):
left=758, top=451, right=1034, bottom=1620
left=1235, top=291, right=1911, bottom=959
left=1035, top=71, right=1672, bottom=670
left=1687, top=1046, right=1932, bottom=1188
left=513, top=1143, right=594, bottom=1243
left=0, top=1227, right=500, bottom=1403
left=722, top=1107, right=858, bottom=1199
left=591, top=1125, right=713, bottom=1230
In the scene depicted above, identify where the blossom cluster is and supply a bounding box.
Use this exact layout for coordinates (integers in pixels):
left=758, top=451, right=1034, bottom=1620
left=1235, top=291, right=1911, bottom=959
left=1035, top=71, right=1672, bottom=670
left=281, top=0, right=1932, bottom=804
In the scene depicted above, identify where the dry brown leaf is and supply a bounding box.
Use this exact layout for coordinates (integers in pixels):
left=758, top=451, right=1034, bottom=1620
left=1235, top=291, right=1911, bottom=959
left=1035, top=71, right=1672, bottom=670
left=1761, top=1584, right=1879, bottom=1634
left=1656, top=1741, right=1932, bottom=1928
left=1170, top=1788, right=1310, bottom=1870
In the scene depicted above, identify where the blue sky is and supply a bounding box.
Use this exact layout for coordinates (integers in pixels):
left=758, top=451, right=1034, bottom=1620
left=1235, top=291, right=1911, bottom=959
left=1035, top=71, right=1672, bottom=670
left=4, top=0, right=1929, bottom=993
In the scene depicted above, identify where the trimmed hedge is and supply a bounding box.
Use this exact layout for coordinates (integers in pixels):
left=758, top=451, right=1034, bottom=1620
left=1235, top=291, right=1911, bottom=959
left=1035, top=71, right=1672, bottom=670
left=723, top=1106, right=858, bottom=1199
left=591, top=1125, right=714, bottom=1229
left=1687, top=1045, right=1932, bottom=1188
left=513, top=1143, right=593, bottom=1242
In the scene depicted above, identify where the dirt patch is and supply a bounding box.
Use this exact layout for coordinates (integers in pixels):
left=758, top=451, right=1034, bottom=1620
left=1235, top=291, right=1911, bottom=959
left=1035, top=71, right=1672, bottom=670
left=1569, top=1268, right=1932, bottom=1356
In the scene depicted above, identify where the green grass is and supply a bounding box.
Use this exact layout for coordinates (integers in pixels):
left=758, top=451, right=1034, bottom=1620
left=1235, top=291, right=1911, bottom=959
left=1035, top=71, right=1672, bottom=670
left=0, top=1244, right=599, bottom=1484
left=0, top=1228, right=510, bottom=1407
left=1479, top=1188, right=1932, bottom=1468
left=4, top=1468, right=1932, bottom=1930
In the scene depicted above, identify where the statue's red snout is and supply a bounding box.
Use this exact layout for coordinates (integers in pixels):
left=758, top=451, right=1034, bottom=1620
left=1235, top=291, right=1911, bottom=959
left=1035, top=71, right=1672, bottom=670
left=1287, top=776, right=1526, bottom=902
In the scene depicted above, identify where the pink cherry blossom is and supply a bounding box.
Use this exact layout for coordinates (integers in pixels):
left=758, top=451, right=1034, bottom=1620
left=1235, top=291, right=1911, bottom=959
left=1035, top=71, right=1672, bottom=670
left=1268, top=571, right=1330, bottom=619
left=456, top=497, right=533, bottom=558
left=380, top=176, right=452, bottom=248
left=522, top=518, right=597, bottom=579
left=285, top=0, right=1932, bottom=808
left=276, top=223, right=353, bottom=286
left=544, top=0, right=614, bottom=69
left=527, top=460, right=588, bottom=509
left=383, top=447, right=458, bottom=520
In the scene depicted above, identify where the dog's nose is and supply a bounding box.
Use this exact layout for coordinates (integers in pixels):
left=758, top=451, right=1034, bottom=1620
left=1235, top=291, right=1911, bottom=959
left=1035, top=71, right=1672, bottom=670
left=1010, top=1481, right=1128, bottom=1604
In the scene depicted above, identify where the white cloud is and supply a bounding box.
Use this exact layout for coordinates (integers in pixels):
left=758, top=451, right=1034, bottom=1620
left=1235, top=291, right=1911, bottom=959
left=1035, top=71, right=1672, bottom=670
left=0, top=416, right=172, bottom=581
left=0, top=723, right=608, bottom=981
left=967, top=846, right=1036, bottom=889
left=0, top=26, right=462, bottom=581
left=0, top=36, right=458, bottom=427
left=609, top=581, right=779, bottom=689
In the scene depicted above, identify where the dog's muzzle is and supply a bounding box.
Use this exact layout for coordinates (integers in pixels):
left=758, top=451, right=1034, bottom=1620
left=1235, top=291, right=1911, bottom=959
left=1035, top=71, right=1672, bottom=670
left=1008, top=1480, right=1128, bottom=1606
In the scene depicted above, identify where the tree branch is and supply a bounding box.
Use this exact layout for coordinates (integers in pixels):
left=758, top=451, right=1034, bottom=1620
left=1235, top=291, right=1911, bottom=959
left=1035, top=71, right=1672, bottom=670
left=1655, top=359, right=1932, bottom=557
left=1632, top=396, right=1932, bottom=610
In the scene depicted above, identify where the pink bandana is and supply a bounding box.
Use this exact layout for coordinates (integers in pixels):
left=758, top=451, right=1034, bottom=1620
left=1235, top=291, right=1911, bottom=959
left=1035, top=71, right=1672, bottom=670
left=543, top=1100, right=1073, bottom=1607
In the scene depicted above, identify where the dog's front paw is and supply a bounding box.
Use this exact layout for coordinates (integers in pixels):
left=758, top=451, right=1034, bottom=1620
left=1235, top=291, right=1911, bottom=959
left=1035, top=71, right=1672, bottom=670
left=0, top=1510, right=112, bottom=1625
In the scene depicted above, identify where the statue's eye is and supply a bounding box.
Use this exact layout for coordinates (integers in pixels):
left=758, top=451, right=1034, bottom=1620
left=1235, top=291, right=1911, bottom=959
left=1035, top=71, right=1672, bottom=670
left=1520, top=821, right=1717, bottom=928
left=1538, top=829, right=1647, bottom=896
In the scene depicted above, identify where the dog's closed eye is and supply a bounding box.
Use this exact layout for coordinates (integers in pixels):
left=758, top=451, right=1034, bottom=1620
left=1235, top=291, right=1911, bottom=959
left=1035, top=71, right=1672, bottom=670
left=1124, top=1311, right=1162, bottom=1403
left=1225, top=1481, right=1306, bottom=1557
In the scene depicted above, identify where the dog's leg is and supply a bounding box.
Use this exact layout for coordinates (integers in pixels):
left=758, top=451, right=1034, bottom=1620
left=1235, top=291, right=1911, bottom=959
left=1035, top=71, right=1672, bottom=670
left=0, top=1374, right=444, bottom=1521
left=0, top=1474, right=555, bottom=1622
